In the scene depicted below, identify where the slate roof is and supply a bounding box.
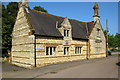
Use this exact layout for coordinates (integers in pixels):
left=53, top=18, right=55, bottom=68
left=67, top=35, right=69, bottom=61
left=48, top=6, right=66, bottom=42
left=28, top=10, right=95, bottom=40
left=87, top=21, right=95, bottom=36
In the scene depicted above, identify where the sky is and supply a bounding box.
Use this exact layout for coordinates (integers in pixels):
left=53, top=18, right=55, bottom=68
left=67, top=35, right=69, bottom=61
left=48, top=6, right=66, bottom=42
left=3, top=2, right=118, bottom=35
left=1, top=0, right=119, bottom=2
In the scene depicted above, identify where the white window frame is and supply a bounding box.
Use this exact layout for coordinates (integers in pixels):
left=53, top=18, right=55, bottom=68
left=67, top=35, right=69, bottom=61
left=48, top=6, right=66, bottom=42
left=64, top=29, right=69, bottom=37
left=64, top=47, right=69, bottom=55
left=75, top=47, right=82, bottom=54
left=46, top=46, right=56, bottom=56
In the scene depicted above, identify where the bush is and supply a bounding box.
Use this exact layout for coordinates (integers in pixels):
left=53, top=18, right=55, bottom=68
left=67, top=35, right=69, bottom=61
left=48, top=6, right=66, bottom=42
left=108, top=51, right=111, bottom=55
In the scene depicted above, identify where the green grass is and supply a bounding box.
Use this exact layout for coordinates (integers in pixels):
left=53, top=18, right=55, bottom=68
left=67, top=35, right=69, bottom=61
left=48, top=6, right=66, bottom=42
left=110, top=49, right=120, bottom=53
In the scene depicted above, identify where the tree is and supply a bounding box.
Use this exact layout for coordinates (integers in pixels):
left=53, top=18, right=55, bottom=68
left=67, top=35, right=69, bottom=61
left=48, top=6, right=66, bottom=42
left=114, top=33, right=120, bottom=47
left=104, top=30, right=120, bottom=49
left=108, top=34, right=116, bottom=48
left=2, top=2, right=48, bottom=57
left=2, top=2, right=19, bottom=57
left=33, top=6, right=48, bottom=13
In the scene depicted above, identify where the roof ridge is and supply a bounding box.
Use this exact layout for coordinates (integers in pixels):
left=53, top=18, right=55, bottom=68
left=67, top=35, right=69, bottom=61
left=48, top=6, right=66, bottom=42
left=29, top=9, right=65, bottom=19
left=29, top=9, right=93, bottom=24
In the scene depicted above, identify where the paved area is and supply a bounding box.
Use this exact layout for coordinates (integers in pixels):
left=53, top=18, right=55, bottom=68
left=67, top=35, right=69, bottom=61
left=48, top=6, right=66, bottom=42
left=2, top=54, right=119, bottom=78
left=40, top=55, right=118, bottom=78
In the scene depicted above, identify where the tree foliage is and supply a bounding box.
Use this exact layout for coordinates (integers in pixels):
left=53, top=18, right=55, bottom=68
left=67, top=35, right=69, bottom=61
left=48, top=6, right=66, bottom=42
left=2, top=2, right=119, bottom=58
left=114, top=33, right=120, bottom=47
left=2, top=2, right=48, bottom=57
left=2, top=2, right=19, bottom=57
left=33, top=6, right=48, bottom=13
left=107, top=33, right=120, bottom=49
left=104, top=30, right=120, bottom=49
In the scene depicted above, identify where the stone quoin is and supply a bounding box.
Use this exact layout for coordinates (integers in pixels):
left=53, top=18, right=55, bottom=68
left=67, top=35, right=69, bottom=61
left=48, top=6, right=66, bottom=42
left=11, top=1, right=106, bottom=68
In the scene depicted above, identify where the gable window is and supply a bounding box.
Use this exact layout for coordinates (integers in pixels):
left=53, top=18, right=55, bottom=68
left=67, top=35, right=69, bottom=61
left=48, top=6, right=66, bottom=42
left=95, top=42, right=101, bottom=54
left=97, top=28, right=100, bottom=35
left=46, top=47, right=56, bottom=56
left=64, top=30, right=69, bottom=37
left=64, top=47, right=69, bottom=55
left=75, top=47, right=82, bottom=54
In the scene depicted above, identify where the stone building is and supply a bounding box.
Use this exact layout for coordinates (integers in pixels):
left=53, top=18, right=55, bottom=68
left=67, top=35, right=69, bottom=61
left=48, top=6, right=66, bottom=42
left=11, top=1, right=106, bottom=68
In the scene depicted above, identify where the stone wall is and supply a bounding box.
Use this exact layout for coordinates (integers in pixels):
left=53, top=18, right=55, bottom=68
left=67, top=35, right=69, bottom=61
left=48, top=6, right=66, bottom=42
left=11, top=4, right=106, bottom=68
left=11, top=6, right=35, bottom=68
left=89, top=19, right=106, bottom=58
left=35, top=36, right=88, bottom=67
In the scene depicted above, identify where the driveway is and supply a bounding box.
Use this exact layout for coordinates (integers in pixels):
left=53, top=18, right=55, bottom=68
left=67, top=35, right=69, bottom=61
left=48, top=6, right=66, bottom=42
left=2, top=54, right=119, bottom=78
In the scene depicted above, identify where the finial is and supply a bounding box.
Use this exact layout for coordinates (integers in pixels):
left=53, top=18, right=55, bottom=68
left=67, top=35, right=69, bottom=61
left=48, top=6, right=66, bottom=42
left=19, top=0, right=29, bottom=13
left=93, top=2, right=99, bottom=9
left=93, top=2, right=99, bottom=17
left=21, top=0, right=28, bottom=7
left=65, top=16, right=68, bottom=19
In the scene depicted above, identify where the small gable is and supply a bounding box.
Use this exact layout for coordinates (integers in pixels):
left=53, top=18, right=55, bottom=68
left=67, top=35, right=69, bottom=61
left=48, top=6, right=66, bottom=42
left=28, top=10, right=94, bottom=40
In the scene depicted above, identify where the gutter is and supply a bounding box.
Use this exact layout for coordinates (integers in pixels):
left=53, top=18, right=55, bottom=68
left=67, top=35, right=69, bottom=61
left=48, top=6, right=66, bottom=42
left=86, top=23, right=89, bottom=60
left=34, top=34, right=37, bottom=67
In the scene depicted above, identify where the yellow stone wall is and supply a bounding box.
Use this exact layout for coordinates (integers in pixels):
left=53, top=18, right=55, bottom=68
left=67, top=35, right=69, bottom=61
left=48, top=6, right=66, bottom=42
left=35, top=37, right=87, bottom=66
left=11, top=5, right=106, bottom=68
left=89, top=19, right=106, bottom=58
left=11, top=6, right=35, bottom=68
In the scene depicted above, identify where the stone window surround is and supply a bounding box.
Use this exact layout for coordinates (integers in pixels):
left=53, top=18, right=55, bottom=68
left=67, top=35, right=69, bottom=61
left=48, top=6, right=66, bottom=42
left=64, top=29, right=69, bottom=37
left=75, top=47, right=82, bottom=54
left=46, top=46, right=56, bottom=56
left=64, top=47, right=69, bottom=55
left=96, top=28, right=100, bottom=35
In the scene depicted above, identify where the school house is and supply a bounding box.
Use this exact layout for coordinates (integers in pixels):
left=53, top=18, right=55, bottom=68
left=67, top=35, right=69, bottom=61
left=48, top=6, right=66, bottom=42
left=11, top=1, right=106, bottom=68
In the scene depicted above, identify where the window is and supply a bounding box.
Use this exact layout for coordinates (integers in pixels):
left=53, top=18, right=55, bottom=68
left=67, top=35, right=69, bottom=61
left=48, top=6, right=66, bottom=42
left=64, top=47, right=69, bottom=55
left=50, top=47, right=52, bottom=55
left=64, top=30, right=66, bottom=37
left=67, top=30, right=69, bottom=37
left=53, top=47, right=56, bottom=55
left=46, top=47, right=56, bottom=56
left=64, top=30, right=69, bottom=37
left=97, top=28, right=100, bottom=35
left=46, top=47, right=49, bottom=55
left=75, top=47, right=82, bottom=54
left=95, top=47, right=101, bottom=53
left=95, top=42, right=101, bottom=54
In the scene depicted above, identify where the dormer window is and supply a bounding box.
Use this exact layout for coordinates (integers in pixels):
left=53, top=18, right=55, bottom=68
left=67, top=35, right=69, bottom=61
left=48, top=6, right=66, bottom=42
left=67, top=30, right=69, bottom=37
left=64, top=30, right=69, bottom=37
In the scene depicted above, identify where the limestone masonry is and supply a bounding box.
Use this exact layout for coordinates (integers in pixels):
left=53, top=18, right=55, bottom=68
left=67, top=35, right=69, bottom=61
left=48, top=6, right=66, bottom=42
left=11, top=1, right=106, bottom=68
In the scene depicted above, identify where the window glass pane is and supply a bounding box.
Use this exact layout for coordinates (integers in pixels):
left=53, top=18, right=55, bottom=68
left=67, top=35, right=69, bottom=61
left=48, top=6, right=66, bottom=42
left=80, top=47, right=81, bottom=53
left=53, top=47, right=56, bottom=52
left=76, top=47, right=77, bottom=54
left=67, top=47, right=69, bottom=54
left=64, top=30, right=66, bottom=37
left=46, top=47, right=49, bottom=55
left=64, top=47, right=66, bottom=55
left=53, top=47, right=56, bottom=55
left=77, top=47, right=78, bottom=53
left=67, top=30, right=69, bottom=37
left=50, top=47, right=52, bottom=55
left=75, top=47, right=76, bottom=54
left=78, top=47, right=80, bottom=53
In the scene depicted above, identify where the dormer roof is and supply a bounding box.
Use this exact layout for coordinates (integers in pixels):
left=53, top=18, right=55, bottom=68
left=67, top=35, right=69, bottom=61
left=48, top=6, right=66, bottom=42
left=28, top=10, right=95, bottom=40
